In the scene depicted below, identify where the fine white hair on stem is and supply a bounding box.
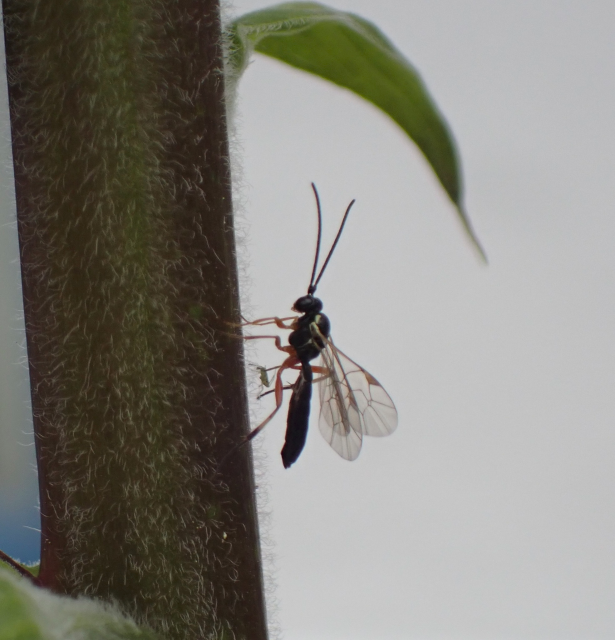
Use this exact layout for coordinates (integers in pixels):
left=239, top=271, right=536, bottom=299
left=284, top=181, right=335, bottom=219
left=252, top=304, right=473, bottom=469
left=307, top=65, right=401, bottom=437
left=220, top=3, right=280, bottom=636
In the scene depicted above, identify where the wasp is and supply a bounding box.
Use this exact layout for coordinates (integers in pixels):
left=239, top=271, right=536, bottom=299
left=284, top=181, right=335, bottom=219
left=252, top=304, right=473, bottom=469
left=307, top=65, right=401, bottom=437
left=243, top=184, right=398, bottom=468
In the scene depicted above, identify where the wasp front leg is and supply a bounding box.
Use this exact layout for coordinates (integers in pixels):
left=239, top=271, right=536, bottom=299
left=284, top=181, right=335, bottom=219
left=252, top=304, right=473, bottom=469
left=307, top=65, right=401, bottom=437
left=241, top=315, right=297, bottom=330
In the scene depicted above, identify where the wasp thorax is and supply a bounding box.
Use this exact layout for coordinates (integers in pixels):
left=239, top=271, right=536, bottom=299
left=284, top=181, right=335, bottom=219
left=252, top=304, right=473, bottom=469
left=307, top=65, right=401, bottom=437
left=293, top=295, right=323, bottom=314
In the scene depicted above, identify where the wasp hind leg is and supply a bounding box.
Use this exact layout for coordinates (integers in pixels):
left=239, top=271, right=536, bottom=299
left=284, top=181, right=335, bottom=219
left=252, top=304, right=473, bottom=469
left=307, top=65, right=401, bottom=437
left=211, top=354, right=299, bottom=476
left=246, top=354, right=298, bottom=440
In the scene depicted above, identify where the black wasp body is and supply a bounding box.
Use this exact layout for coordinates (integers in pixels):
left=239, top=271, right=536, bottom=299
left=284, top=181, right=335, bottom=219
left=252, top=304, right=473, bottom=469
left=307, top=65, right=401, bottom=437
left=240, top=185, right=398, bottom=469
left=281, top=295, right=330, bottom=467
left=288, top=295, right=330, bottom=363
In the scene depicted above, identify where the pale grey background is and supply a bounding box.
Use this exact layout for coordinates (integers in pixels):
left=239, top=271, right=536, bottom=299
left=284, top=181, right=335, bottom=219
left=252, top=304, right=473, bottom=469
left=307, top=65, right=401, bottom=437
left=1, top=2, right=615, bottom=639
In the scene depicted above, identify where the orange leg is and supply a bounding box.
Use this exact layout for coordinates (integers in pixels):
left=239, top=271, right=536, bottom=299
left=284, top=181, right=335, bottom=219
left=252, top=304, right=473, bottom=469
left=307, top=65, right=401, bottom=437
left=241, top=315, right=297, bottom=330
left=257, top=363, right=306, bottom=399
left=212, top=354, right=300, bottom=476
left=243, top=334, right=294, bottom=354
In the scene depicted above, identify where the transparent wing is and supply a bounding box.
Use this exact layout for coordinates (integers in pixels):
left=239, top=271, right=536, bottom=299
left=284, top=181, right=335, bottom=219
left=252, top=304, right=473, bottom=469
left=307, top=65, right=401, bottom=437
left=318, top=338, right=398, bottom=461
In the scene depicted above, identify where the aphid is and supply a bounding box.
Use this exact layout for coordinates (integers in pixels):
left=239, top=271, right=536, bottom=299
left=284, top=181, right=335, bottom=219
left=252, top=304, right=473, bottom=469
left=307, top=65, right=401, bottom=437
left=243, top=184, right=398, bottom=468
left=255, top=364, right=271, bottom=388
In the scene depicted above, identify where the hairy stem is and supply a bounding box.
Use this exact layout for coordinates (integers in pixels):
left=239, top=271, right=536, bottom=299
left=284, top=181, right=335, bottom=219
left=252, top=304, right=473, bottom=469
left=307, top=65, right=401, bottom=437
left=2, top=0, right=267, bottom=637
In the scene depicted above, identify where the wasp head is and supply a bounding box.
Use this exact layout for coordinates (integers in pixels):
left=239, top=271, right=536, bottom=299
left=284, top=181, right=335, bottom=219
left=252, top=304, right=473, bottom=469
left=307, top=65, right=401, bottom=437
left=292, top=295, right=323, bottom=314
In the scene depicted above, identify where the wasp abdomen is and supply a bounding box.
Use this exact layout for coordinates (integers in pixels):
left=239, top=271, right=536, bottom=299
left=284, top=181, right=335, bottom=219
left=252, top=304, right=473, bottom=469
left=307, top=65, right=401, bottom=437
left=281, top=363, right=313, bottom=468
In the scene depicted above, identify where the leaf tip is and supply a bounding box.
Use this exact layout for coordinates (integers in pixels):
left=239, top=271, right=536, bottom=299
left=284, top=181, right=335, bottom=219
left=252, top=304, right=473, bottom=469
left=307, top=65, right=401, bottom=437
left=456, top=205, right=488, bottom=264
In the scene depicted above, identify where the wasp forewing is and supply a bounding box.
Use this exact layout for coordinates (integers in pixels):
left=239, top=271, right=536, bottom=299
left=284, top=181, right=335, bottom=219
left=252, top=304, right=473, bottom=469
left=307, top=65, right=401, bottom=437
left=318, top=339, right=398, bottom=461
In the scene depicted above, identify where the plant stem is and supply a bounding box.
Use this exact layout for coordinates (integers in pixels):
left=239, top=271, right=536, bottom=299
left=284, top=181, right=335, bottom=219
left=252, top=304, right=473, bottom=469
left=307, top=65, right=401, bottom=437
left=0, top=549, right=38, bottom=584
left=2, top=0, right=267, bottom=637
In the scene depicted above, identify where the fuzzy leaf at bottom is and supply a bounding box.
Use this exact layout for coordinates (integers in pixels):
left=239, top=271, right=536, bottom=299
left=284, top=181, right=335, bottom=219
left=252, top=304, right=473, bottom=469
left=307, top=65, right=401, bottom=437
left=0, top=566, right=160, bottom=640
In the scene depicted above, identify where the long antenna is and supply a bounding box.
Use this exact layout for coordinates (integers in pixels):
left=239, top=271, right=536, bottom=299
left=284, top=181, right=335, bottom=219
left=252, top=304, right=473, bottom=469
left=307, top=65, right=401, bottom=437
left=308, top=183, right=323, bottom=294
left=310, top=197, right=355, bottom=293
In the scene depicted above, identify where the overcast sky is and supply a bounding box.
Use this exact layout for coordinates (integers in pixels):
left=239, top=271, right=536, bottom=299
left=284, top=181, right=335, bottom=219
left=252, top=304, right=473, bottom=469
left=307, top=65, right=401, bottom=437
left=1, top=2, right=615, bottom=639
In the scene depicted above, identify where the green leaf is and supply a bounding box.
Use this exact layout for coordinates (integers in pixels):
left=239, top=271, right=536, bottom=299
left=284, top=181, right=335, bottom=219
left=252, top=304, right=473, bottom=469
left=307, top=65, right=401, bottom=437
left=0, top=569, right=41, bottom=640
left=0, top=566, right=160, bottom=640
left=228, top=1, right=485, bottom=259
